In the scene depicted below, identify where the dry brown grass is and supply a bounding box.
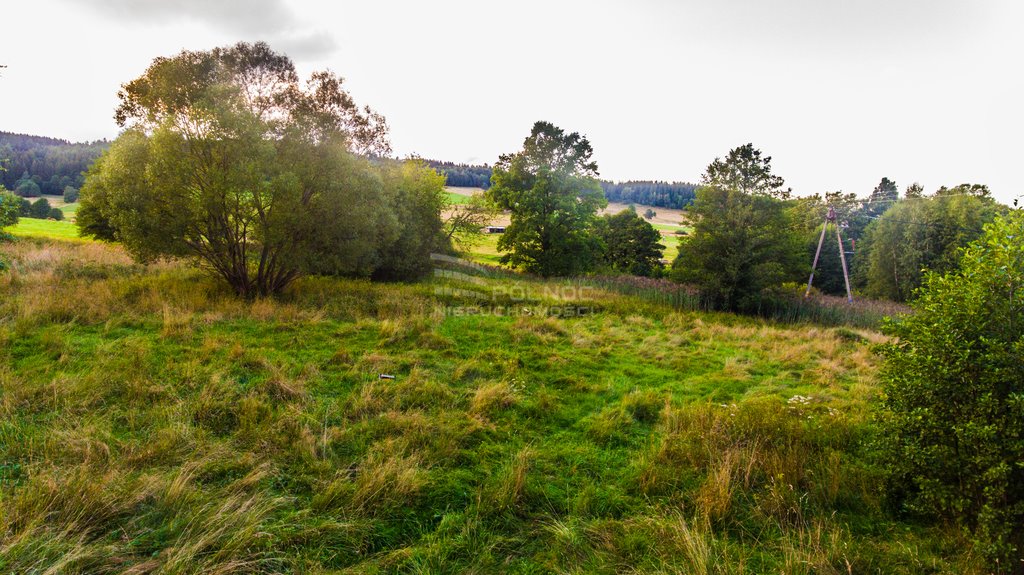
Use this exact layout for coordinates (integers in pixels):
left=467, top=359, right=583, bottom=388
left=469, top=380, right=518, bottom=418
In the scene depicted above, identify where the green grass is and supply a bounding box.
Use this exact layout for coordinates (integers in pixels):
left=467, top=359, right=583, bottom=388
left=60, top=202, right=79, bottom=216
left=660, top=232, right=680, bottom=262
left=0, top=238, right=978, bottom=573
left=465, top=232, right=505, bottom=266
left=445, top=190, right=473, bottom=205
left=464, top=230, right=682, bottom=269
left=8, top=217, right=86, bottom=241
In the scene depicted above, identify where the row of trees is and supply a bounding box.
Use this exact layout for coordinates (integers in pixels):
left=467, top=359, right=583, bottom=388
left=600, top=180, right=697, bottom=209
left=668, top=143, right=1005, bottom=309
left=480, top=126, right=1023, bottom=568
left=854, top=188, right=1003, bottom=300
left=10, top=42, right=1005, bottom=306
left=0, top=191, right=64, bottom=225
left=483, top=127, right=1007, bottom=308
left=421, top=158, right=699, bottom=210
left=0, top=132, right=106, bottom=195
left=422, top=160, right=493, bottom=188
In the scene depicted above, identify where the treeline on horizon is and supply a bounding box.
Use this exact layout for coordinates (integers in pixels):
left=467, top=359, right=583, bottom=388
left=420, top=158, right=699, bottom=209
left=1, top=140, right=699, bottom=211
left=0, top=131, right=108, bottom=195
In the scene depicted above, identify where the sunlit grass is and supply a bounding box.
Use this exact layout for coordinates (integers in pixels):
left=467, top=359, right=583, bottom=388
left=8, top=218, right=86, bottom=241
left=0, top=237, right=976, bottom=573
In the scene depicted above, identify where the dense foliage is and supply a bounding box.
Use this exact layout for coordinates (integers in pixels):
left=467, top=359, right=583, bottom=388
left=423, top=159, right=492, bottom=188
left=854, top=187, right=1004, bottom=301
left=595, top=208, right=665, bottom=276
left=672, top=144, right=802, bottom=311
left=487, top=121, right=607, bottom=276
left=27, top=198, right=62, bottom=220
left=673, top=186, right=802, bottom=311
left=600, top=180, right=697, bottom=209
left=78, top=42, right=442, bottom=297
left=0, top=132, right=107, bottom=194
left=702, top=143, right=791, bottom=200
left=0, top=189, right=19, bottom=230
left=878, top=211, right=1024, bottom=569
left=372, top=160, right=450, bottom=280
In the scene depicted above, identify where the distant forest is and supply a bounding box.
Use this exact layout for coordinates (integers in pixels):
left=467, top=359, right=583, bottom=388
left=1, top=137, right=697, bottom=209
left=422, top=159, right=698, bottom=209
left=421, top=159, right=493, bottom=189
left=0, top=132, right=108, bottom=195
left=600, top=180, right=697, bottom=209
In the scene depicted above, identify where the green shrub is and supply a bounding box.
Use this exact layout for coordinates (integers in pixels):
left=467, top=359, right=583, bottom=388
left=594, top=208, right=665, bottom=277
left=30, top=198, right=51, bottom=219
left=15, top=179, right=41, bottom=198
left=878, top=211, right=1024, bottom=569
left=0, top=190, right=20, bottom=230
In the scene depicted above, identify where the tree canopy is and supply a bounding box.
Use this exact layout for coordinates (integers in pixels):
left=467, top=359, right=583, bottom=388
left=595, top=208, right=665, bottom=277
left=702, top=143, right=791, bottom=199
left=600, top=180, right=697, bottom=209
left=854, top=189, right=1004, bottom=301
left=673, top=144, right=802, bottom=311
left=79, top=42, right=440, bottom=297
left=486, top=121, right=607, bottom=276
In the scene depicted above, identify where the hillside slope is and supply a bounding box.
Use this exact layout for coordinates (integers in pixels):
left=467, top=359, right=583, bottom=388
left=0, top=239, right=977, bottom=573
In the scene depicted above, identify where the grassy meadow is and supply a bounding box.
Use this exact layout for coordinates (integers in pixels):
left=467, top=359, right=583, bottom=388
left=8, top=217, right=85, bottom=242
left=0, top=237, right=979, bottom=573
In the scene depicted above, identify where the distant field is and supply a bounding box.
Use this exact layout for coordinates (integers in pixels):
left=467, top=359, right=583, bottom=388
left=8, top=217, right=85, bottom=241
left=444, top=190, right=473, bottom=205
left=445, top=186, right=483, bottom=198
left=446, top=187, right=687, bottom=226
left=445, top=187, right=687, bottom=265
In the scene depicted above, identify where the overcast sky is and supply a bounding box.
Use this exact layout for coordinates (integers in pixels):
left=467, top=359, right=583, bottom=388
left=1, top=0, right=1020, bottom=204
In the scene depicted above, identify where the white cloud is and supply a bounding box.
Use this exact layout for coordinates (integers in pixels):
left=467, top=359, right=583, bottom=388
left=66, top=0, right=337, bottom=59
left=71, top=0, right=295, bottom=34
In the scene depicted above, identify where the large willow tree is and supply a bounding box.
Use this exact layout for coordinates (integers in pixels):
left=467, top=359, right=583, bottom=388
left=78, top=42, right=423, bottom=297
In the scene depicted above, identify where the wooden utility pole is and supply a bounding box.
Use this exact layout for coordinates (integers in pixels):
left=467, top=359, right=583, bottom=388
left=804, top=206, right=853, bottom=302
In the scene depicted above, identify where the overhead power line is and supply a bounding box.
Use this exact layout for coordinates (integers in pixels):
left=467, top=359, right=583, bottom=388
left=855, top=193, right=995, bottom=206
left=864, top=214, right=984, bottom=234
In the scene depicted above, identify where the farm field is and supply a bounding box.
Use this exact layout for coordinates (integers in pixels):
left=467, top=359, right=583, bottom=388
left=8, top=217, right=85, bottom=241
left=445, top=187, right=688, bottom=265
left=0, top=237, right=977, bottom=573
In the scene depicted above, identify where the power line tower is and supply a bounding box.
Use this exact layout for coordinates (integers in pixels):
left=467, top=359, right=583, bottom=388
left=805, top=206, right=853, bottom=302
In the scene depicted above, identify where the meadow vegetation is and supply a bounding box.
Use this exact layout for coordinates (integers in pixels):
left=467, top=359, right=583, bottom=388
left=0, top=237, right=986, bottom=573
left=2, top=38, right=1018, bottom=574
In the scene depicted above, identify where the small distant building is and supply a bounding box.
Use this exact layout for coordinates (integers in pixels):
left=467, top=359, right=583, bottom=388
left=484, top=226, right=506, bottom=234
